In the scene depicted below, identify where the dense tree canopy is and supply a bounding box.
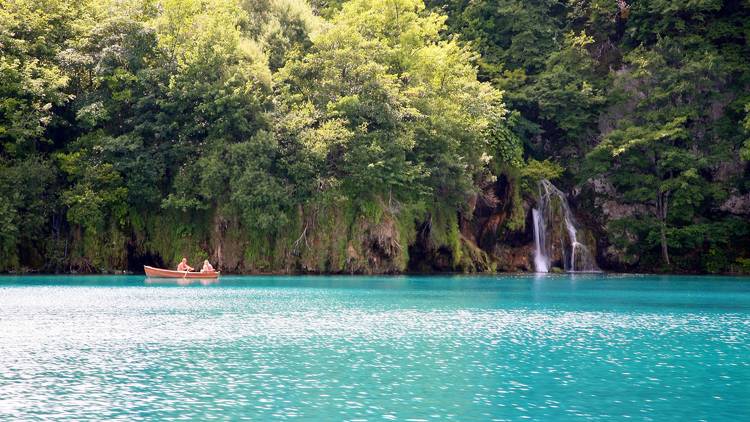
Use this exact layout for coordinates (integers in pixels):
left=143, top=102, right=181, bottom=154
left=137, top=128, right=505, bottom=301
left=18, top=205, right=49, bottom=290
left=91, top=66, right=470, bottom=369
left=430, top=0, right=750, bottom=272
left=1, top=0, right=748, bottom=273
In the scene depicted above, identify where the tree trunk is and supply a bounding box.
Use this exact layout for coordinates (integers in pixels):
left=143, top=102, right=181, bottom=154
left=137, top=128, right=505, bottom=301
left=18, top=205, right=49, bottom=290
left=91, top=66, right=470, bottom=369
left=656, top=190, right=670, bottom=266
left=660, top=223, right=670, bottom=266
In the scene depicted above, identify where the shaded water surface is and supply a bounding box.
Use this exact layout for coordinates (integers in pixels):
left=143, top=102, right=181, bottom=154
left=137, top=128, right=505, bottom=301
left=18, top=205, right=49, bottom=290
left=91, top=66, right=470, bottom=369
left=1, top=274, right=749, bottom=420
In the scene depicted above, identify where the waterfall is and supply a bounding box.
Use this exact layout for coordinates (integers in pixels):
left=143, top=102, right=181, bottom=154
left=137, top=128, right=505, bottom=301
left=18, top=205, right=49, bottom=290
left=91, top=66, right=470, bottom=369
left=532, top=209, right=549, bottom=272
left=532, top=179, right=599, bottom=273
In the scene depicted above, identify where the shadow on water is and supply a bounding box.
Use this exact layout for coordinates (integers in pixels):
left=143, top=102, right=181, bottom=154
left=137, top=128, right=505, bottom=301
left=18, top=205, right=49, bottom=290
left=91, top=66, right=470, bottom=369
left=145, top=277, right=219, bottom=286
left=1, top=273, right=749, bottom=312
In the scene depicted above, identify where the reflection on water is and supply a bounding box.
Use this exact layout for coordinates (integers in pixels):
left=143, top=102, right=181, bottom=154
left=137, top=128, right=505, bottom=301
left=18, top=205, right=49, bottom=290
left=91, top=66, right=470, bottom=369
left=0, top=274, right=749, bottom=420
left=145, top=277, right=219, bottom=286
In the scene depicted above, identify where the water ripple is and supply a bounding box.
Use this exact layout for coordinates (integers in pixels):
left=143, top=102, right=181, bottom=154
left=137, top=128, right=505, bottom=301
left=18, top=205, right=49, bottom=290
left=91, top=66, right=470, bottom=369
left=1, top=278, right=749, bottom=421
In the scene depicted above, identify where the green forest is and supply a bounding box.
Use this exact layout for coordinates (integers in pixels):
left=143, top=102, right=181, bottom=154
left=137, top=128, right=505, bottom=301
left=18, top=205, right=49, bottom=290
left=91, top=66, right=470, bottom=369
left=1, top=0, right=749, bottom=274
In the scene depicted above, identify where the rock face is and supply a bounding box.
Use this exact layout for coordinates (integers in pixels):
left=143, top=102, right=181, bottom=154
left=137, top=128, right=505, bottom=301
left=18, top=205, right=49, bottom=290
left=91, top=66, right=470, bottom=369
left=720, top=193, right=750, bottom=215
left=456, top=174, right=535, bottom=272
left=57, top=176, right=549, bottom=275
left=342, top=215, right=406, bottom=274
left=126, top=172, right=549, bottom=274
left=202, top=175, right=540, bottom=274
left=493, top=244, right=533, bottom=272
left=576, top=177, right=645, bottom=271
left=121, top=166, right=750, bottom=277
left=588, top=177, right=649, bottom=220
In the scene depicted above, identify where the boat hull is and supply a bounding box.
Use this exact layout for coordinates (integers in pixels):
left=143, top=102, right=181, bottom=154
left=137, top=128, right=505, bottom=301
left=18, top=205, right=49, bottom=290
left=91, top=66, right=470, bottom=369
left=144, top=265, right=220, bottom=279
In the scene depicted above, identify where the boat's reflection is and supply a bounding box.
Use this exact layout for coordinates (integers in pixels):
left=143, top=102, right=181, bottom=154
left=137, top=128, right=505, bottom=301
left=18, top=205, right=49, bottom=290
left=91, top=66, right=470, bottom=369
left=145, top=277, right=219, bottom=286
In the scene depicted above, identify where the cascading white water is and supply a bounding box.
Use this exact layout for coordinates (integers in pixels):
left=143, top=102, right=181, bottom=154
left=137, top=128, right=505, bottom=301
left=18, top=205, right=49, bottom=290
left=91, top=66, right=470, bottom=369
left=532, top=209, right=549, bottom=272
left=532, top=179, right=599, bottom=273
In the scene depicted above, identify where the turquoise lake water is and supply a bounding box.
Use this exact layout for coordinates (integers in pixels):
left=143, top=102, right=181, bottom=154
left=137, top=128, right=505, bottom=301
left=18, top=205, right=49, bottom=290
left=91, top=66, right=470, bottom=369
left=1, top=274, right=748, bottom=421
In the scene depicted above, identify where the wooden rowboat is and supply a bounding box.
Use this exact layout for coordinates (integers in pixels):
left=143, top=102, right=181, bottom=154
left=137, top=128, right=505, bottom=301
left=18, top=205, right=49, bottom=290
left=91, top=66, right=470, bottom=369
left=144, top=265, right=220, bottom=279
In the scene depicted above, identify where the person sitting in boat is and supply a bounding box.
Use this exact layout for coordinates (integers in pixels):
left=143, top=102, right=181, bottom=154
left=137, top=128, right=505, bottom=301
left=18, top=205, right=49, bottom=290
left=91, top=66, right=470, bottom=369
left=201, top=260, right=214, bottom=273
left=177, top=258, right=194, bottom=272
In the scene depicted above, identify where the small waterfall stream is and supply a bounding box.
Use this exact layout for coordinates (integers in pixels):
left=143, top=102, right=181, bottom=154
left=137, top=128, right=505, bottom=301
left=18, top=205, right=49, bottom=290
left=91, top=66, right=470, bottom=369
left=532, top=209, right=549, bottom=272
left=532, top=179, right=599, bottom=273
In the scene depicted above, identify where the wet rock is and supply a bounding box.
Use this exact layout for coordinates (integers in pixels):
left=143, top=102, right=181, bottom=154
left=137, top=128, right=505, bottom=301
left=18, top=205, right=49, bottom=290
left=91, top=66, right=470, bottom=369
left=493, top=243, right=533, bottom=272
